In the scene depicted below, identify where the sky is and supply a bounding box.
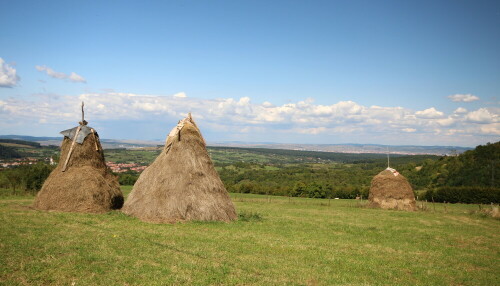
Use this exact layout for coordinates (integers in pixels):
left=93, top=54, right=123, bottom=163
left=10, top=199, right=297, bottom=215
left=0, top=0, right=499, bottom=147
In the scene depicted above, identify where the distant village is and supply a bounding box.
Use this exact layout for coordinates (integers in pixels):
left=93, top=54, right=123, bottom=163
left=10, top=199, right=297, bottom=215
left=105, top=162, right=147, bottom=173
left=0, top=157, right=148, bottom=173
left=0, top=157, right=53, bottom=168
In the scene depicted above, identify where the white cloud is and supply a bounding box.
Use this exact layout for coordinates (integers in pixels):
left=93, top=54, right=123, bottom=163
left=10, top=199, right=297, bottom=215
left=436, top=117, right=456, bottom=127
left=0, top=92, right=498, bottom=146
left=0, top=58, right=20, bottom=87
left=262, top=101, right=274, bottom=107
left=297, top=127, right=328, bottom=135
left=35, top=65, right=65, bottom=79
left=478, top=124, right=500, bottom=135
left=68, top=72, right=86, bottom=83
left=448, top=93, right=479, bottom=102
left=415, top=107, right=445, bottom=119
left=35, top=65, right=86, bottom=83
left=465, top=108, right=498, bottom=124
left=173, top=92, right=187, bottom=98
left=454, top=107, right=467, bottom=114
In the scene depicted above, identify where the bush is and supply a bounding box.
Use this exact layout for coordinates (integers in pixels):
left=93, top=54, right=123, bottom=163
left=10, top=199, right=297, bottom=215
left=238, top=211, right=263, bottom=222
left=291, top=181, right=307, bottom=197
left=234, top=180, right=257, bottom=194
left=118, top=173, right=139, bottom=185
left=307, top=182, right=327, bottom=198
left=424, top=186, right=500, bottom=204
left=0, top=162, right=55, bottom=195
left=0, top=145, right=22, bottom=159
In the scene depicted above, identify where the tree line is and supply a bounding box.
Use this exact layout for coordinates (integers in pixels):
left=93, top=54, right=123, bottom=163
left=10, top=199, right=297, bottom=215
left=1, top=141, right=498, bottom=203
left=0, top=163, right=55, bottom=195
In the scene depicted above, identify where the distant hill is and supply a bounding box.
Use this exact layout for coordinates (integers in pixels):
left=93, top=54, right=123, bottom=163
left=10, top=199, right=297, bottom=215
left=210, top=142, right=471, bottom=156
left=0, top=145, right=22, bottom=159
left=0, top=139, right=41, bottom=148
left=209, top=146, right=439, bottom=164
left=0, top=134, right=472, bottom=155
left=0, top=139, right=43, bottom=159
left=0, top=135, right=163, bottom=149
left=409, top=141, right=500, bottom=189
left=0, top=135, right=61, bottom=141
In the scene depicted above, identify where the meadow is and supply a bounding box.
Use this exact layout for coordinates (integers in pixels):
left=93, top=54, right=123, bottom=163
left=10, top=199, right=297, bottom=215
left=1, top=187, right=498, bottom=285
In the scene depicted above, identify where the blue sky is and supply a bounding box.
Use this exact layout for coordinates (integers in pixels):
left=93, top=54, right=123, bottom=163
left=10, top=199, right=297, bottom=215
left=0, top=0, right=499, bottom=147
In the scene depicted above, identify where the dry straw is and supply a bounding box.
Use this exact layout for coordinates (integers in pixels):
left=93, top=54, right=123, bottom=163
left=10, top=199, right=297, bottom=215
left=33, top=105, right=123, bottom=213
left=122, top=114, right=237, bottom=223
left=368, top=168, right=416, bottom=211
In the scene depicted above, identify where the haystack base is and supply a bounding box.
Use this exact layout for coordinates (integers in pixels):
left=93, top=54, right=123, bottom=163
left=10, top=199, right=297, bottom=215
left=369, top=198, right=416, bottom=211
left=122, top=117, right=237, bottom=223
left=33, top=130, right=123, bottom=213
left=368, top=169, right=416, bottom=211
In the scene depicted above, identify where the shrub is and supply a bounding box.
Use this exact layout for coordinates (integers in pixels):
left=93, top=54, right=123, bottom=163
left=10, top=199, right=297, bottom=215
left=0, top=162, right=55, bottom=195
left=118, top=173, right=139, bottom=185
left=235, top=180, right=257, bottom=194
left=238, top=211, right=264, bottom=222
left=424, top=186, right=500, bottom=204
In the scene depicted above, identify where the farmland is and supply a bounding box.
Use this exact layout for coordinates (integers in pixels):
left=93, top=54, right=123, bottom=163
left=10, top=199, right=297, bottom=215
left=0, top=188, right=499, bottom=285
left=1, top=141, right=499, bottom=285
left=1, top=141, right=499, bottom=203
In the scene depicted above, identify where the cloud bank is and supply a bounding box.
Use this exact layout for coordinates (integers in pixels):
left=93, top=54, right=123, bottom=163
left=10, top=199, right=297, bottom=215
left=35, top=65, right=86, bottom=83
left=0, top=92, right=498, bottom=146
left=0, top=58, right=20, bottom=87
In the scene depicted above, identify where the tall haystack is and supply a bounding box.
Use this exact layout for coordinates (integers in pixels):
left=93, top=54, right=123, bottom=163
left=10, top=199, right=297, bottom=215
left=368, top=168, right=416, bottom=211
left=33, top=104, right=123, bottom=213
left=122, top=114, right=237, bottom=223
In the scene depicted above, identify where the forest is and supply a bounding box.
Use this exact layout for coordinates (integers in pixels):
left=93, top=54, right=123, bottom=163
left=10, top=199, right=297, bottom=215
left=0, top=140, right=498, bottom=203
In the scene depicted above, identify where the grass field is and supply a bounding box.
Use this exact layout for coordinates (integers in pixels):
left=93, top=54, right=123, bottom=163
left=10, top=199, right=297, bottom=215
left=0, top=187, right=498, bottom=285
left=0, top=143, right=36, bottom=149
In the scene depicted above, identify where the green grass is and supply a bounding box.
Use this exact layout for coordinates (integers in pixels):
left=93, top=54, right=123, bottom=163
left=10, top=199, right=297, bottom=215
left=0, top=143, right=36, bottom=149
left=104, top=147, right=372, bottom=166
left=0, top=190, right=498, bottom=285
left=104, top=149, right=161, bottom=164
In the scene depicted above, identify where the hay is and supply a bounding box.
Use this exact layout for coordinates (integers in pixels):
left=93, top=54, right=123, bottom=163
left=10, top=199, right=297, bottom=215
left=122, top=116, right=237, bottom=223
left=33, top=129, right=123, bottom=213
left=368, top=168, right=416, bottom=211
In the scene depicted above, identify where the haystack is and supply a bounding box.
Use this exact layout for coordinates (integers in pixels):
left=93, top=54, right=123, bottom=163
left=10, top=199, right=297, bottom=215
left=122, top=114, right=237, bottom=223
left=368, top=168, right=416, bottom=211
left=33, top=107, right=123, bottom=213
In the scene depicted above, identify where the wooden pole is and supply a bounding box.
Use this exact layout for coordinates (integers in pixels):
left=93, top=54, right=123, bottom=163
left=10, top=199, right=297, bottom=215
left=62, top=125, right=82, bottom=172
left=387, top=146, right=390, bottom=168
left=91, top=128, right=99, bottom=151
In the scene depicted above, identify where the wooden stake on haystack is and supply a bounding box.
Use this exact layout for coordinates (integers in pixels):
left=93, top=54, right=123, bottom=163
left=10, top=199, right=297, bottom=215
left=62, top=102, right=85, bottom=172
left=387, top=146, right=390, bottom=168
left=91, top=129, right=99, bottom=151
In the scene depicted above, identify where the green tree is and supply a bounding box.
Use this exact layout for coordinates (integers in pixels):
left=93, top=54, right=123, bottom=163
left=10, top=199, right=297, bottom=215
left=291, top=181, right=307, bottom=197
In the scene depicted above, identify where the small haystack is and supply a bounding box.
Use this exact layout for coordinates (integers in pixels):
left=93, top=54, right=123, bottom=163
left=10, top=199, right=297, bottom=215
left=368, top=168, right=416, bottom=211
left=122, top=114, right=237, bottom=223
left=33, top=103, right=123, bottom=213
